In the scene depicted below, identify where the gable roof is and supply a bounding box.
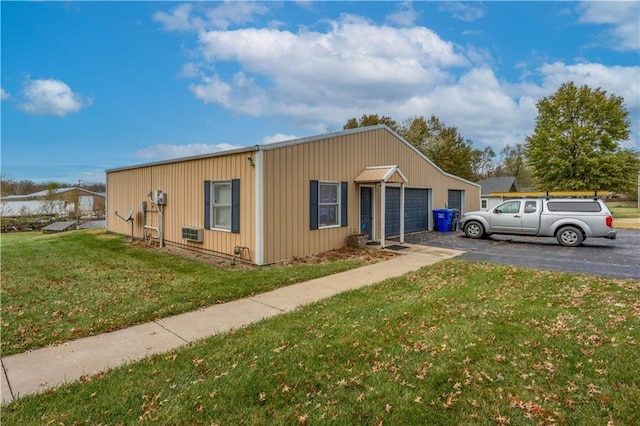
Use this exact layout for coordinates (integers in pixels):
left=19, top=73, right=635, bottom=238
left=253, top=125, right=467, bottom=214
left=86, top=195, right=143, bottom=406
left=354, top=165, right=408, bottom=184
left=476, top=177, right=520, bottom=196
left=106, top=125, right=479, bottom=188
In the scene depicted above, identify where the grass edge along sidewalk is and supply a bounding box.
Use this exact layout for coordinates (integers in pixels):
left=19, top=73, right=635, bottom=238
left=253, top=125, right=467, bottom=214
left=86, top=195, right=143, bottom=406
left=0, top=229, right=395, bottom=357
left=1, top=242, right=462, bottom=404
left=2, top=260, right=639, bottom=425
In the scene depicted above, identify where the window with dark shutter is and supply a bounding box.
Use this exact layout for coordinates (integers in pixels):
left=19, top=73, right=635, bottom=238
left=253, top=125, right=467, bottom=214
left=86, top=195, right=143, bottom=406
left=204, top=181, right=211, bottom=229
left=310, top=180, right=318, bottom=230
left=340, top=182, right=348, bottom=227
left=310, top=180, right=348, bottom=230
left=205, top=180, right=240, bottom=232
left=231, top=179, right=240, bottom=233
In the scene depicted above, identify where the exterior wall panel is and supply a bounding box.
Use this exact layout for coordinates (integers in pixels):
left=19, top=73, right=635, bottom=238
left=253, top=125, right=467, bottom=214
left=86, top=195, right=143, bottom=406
left=262, top=127, right=480, bottom=263
left=107, top=166, right=152, bottom=238
left=107, top=151, right=256, bottom=261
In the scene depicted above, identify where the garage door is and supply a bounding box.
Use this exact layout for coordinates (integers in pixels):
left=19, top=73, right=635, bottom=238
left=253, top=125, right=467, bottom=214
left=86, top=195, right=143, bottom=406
left=385, top=188, right=430, bottom=236
left=448, top=190, right=463, bottom=211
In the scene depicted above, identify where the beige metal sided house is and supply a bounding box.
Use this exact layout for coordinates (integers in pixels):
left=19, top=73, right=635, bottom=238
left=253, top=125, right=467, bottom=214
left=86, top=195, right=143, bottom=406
left=106, top=125, right=480, bottom=265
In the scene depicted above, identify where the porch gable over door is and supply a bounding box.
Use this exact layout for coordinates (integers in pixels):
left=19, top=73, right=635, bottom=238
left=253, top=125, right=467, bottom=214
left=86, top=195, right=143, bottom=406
left=354, top=165, right=408, bottom=248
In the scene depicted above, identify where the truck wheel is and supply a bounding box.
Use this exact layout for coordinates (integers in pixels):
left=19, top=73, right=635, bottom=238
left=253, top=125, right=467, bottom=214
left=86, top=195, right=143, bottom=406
left=464, top=221, right=484, bottom=239
left=556, top=226, right=584, bottom=247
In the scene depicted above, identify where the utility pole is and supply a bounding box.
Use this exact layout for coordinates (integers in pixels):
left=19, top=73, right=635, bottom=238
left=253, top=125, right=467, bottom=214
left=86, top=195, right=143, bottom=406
left=76, top=179, right=82, bottom=229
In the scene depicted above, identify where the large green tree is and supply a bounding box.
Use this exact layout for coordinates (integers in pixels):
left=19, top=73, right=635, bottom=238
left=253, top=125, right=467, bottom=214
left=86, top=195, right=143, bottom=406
left=525, top=82, right=639, bottom=193
left=470, top=146, right=496, bottom=181
left=398, top=115, right=475, bottom=180
left=343, top=114, right=399, bottom=132
left=496, top=143, right=533, bottom=187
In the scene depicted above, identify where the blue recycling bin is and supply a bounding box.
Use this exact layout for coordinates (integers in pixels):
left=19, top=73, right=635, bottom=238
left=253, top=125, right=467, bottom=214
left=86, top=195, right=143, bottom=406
left=433, top=209, right=452, bottom=232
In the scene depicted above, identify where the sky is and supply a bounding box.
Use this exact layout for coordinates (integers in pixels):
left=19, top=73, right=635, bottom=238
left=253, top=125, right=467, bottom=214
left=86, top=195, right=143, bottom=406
left=1, top=1, right=639, bottom=185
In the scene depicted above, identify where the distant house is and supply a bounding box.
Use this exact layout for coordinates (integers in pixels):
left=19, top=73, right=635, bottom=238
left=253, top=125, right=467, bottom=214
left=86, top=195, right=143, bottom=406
left=476, top=177, right=520, bottom=210
left=1, top=187, right=106, bottom=219
left=106, top=125, right=481, bottom=265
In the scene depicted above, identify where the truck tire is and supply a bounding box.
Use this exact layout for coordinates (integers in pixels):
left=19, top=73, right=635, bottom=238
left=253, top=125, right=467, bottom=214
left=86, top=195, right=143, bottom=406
left=556, top=226, right=584, bottom=247
left=464, top=221, right=485, bottom=239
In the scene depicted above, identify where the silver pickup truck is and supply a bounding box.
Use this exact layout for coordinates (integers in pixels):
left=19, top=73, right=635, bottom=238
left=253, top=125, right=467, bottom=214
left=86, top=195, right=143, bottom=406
left=458, top=198, right=617, bottom=246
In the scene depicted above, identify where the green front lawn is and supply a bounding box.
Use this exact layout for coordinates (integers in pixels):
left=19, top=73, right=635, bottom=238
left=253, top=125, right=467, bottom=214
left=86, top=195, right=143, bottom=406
left=4, top=261, right=639, bottom=424
left=1, top=230, right=377, bottom=356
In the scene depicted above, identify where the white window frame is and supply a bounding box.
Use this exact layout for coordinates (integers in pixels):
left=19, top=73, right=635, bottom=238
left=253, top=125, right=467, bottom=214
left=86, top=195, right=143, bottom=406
left=318, top=181, right=341, bottom=229
left=481, top=199, right=488, bottom=209
left=211, top=181, right=232, bottom=231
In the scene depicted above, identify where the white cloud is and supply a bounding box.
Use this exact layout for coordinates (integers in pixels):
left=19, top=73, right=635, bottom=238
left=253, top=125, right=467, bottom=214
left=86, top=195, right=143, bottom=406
left=154, top=2, right=269, bottom=31
left=578, top=2, right=640, bottom=51
left=156, top=3, right=639, bottom=153
left=191, top=14, right=466, bottom=121
left=411, top=68, right=537, bottom=149
left=0, top=88, right=10, bottom=100
left=189, top=72, right=269, bottom=116
left=537, top=62, right=640, bottom=110
left=204, top=1, right=270, bottom=30
left=386, top=2, right=420, bottom=27
left=179, top=62, right=204, bottom=78
left=154, top=4, right=200, bottom=31
left=438, top=2, right=485, bottom=22
left=136, top=143, right=242, bottom=161
left=19, top=78, right=90, bottom=116
left=262, top=133, right=298, bottom=144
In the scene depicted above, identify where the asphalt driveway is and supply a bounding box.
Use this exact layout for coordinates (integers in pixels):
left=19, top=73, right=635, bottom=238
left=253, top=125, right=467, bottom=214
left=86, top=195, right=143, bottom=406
left=400, top=229, right=640, bottom=280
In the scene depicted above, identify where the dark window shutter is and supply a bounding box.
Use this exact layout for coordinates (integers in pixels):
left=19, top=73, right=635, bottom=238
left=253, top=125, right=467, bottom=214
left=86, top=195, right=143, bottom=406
left=204, top=181, right=211, bottom=229
left=231, top=179, right=240, bottom=234
left=340, top=181, right=348, bottom=227
left=310, top=180, right=318, bottom=230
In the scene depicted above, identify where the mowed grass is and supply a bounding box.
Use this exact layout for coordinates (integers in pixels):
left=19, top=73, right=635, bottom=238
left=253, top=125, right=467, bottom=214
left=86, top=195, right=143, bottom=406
left=606, top=200, right=640, bottom=230
left=3, top=260, right=639, bottom=425
left=0, top=230, right=372, bottom=357
left=607, top=200, right=639, bottom=219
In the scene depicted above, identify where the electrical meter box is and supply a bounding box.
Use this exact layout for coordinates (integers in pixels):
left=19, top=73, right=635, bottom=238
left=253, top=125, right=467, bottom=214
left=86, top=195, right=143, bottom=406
left=155, top=190, right=167, bottom=205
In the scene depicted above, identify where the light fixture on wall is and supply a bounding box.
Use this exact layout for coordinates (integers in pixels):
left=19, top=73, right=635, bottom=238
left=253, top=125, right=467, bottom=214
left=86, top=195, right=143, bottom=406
left=247, top=156, right=255, bottom=167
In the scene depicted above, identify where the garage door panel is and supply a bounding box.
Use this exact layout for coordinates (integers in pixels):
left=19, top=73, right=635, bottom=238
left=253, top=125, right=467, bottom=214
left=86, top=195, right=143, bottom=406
left=448, top=190, right=462, bottom=211
left=385, top=188, right=430, bottom=237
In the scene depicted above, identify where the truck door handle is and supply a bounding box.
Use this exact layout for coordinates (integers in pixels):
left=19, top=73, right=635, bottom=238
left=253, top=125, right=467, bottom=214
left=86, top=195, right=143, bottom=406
left=514, top=215, right=521, bottom=218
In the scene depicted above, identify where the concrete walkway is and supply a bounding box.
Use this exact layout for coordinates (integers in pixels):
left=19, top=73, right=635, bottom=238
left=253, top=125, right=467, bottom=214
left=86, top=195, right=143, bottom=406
left=1, top=244, right=463, bottom=405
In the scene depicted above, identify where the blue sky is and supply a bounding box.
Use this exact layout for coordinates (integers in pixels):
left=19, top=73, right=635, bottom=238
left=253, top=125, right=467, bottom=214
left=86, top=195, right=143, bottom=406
left=1, top=1, right=639, bottom=184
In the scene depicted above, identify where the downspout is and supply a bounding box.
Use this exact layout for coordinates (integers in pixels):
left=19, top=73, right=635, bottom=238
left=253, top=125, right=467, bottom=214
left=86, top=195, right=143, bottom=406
left=254, top=146, right=264, bottom=265
left=400, top=183, right=405, bottom=244
left=104, top=176, right=108, bottom=231
left=380, top=180, right=386, bottom=249
left=158, top=203, right=164, bottom=248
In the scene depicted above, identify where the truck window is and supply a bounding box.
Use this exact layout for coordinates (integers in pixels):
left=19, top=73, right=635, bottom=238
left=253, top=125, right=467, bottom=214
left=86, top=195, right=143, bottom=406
left=547, top=201, right=601, bottom=212
left=495, top=201, right=521, bottom=214
left=524, top=201, right=537, bottom=214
